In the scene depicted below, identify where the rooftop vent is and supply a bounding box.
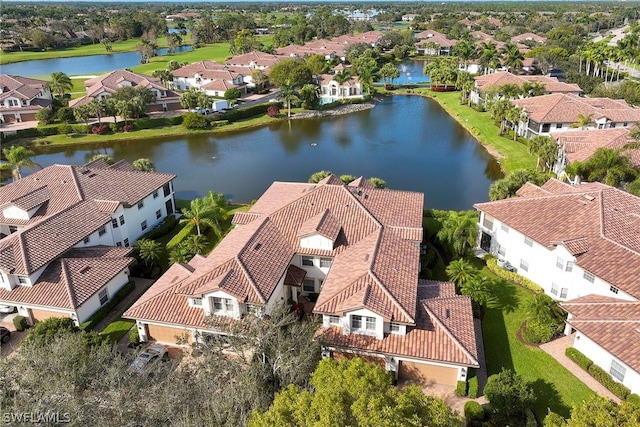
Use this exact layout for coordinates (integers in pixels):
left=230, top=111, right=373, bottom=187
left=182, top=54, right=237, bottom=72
left=80, top=169, right=90, bottom=175
left=79, top=266, right=91, bottom=274
left=445, top=309, right=450, bottom=319
left=582, top=195, right=595, bottom=202
left=254, top=243, right=262, bottom=251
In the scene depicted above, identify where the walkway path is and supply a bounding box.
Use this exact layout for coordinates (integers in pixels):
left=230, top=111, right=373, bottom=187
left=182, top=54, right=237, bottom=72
left=94, top=277, right=154, bottom=333
left=539, top=334, right=621, bottom=403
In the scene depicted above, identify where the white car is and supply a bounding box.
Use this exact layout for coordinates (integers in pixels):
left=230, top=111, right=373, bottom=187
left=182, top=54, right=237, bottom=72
left=130, top=344, right=169, bottom=371
left=0, top=305, right=17, bottom=314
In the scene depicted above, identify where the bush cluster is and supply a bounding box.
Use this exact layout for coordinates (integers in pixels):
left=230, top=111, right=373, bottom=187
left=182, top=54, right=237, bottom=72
left=627, top=393, right=640, bottom=408
left=455, top=380, right=468, bottom=397
left=91, top=124, right=109, bottom=135
left=485, top=257, right=544, bottom=294
left=138, top=215, right=177, bottom=240
left=182, top=112, right=209, bottom=129
left=208, top=103, right=270, bottom=122
left=522, top=319, right=561, bottom=344
left=588, top=364, right=630, bottom=399
left=464, top=401, right=484, bottom=426
left=80, top=281, right=136, bottom=331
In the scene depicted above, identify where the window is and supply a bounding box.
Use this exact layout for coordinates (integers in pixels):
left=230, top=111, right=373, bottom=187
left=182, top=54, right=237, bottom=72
left=560, top=288, right=568, bottom=299
left=520, top=259, right=529, bottom=272
left=328, top=315, right=340, bottom=325
left=352, top=315, right=376, bottom=331
left=551, top=283, right=558, bottom=295
left=303, top=279, right=315, bottom=293
left=482, top=214, right=494, bottom=230
left=111, top=218, right=118, bottom=228
left=83, top=236, right=90, bottom=244
left=320, top=258, right=333, bottom=268
left=137, top=201, right=144, bottom=210
left=98, top=226, right=106, bottom=236
left=163, top=183, right=171, bottom=197
left=153, top=191, right=159, bottom=199
left=556, top=123, right=563, bottom=129
left=301, top=256, right=314, bottom=266
left=610, top=286, right=619, bottom=294
left=119, top=215, right=125, bottom=225
left=98, top=288, right=109, bottom=306
left=610, top=123, right=616, bottom=128
left=610, top=360, right=626, bottom=382
left=246, top=305, right=260, bottom=315
left=497, top=245, right=506, bottom=256
left=566, top=261, right=574, bottom=272
left=156, top=209, right=162, bottom=219
left=8, top=225, right=17, bottom=234
left=542, top=123, right=550, bottom=132
left=583, top=271, right=595, bottom=283
left=124, top=238, right=130, bottom=247
left=192, top=298, right=202, bottom=306
left=501, top=223, right=510, bottom=233
left=390, top=323, right=401, bottom=334
left=213, top=297, right=233, bottom=312
left=556, top=257, right=565, bottom=269
left=524, top=237, right=533, bottom=247
left=18, top=276, right=28, bottom=285
left=141, top=221, right=147, bottom=231
left=116, top=242, right=122, bottom=247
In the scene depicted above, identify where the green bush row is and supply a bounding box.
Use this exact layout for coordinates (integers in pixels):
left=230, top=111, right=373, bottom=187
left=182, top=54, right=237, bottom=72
left=455, top=380, right=467, bottom=397
left=588, top=364, right=630, bottom=399
left=565, top=347, right=593, bottom=371
left=208, top=103, right=270, bottom=123
left=139, top=215, right=177, bottom=240
left=80, top=281, right=136, bottom=331
left=485, top=257, right=544, bottom=294
left=627, top=393, right=640, bottom=408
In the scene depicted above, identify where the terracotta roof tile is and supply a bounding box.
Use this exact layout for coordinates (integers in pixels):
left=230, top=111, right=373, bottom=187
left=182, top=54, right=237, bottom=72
left=551, top=128, right=633, bottom=164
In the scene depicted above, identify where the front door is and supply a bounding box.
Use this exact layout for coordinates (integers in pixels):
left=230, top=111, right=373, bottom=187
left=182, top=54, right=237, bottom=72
left=480, top=231, right=492, bottom=252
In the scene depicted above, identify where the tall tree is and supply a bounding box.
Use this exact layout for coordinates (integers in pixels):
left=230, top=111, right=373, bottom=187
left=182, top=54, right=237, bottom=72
left=179, top=197, right=217, bottom=236
left=501, top=42, right=524, bottom=71
left=134, top=238, right=163, bottom=268
left=278, top=80, right=299, bottom=118
left=0, top=146, right=41, bottom=181
left=436, top=211, right=478, bottom=258
left=446, top=258, right=478, bottom=288
left=49, top=72, right=73, bottom=99
left=133, top=158, right=156, bottom=172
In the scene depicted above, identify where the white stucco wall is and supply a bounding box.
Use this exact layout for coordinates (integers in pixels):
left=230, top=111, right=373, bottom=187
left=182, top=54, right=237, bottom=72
left=300, top=234, right=334, bottom=250
left=74, top=268, right=130, bottom=324
left=203, top=290, right=241, bottom=319
left=343, top=308, right=384, bottom=340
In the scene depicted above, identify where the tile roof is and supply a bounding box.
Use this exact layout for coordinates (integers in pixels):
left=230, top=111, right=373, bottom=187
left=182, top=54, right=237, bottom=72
left=318, top=281, right=479, bottom=367
left=0, top=246, right=133, bottom=310
left=0, top=75, right=48, bottom=105
left=551, top=128, right=637, bottom=165
left=475, top=179, right=640, bottom=298
left=562, top=297, right=640, bottom=372
left=513, top=93, right=640, bottom=124
left=474, top=71, right=582, bottom=94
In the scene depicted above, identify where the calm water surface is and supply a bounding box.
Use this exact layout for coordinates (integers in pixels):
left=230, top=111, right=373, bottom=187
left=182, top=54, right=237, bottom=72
left=30, top=96, right=501, bottom=210
left=1, top=46, right=192, bottom=77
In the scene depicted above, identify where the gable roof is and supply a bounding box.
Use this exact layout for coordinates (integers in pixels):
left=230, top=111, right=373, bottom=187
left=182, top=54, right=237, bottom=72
left=475, top=179, right=640, bottom=298
left=474, top=71, right=582, bottom=94
left=551, top=127, right=639, bottom=166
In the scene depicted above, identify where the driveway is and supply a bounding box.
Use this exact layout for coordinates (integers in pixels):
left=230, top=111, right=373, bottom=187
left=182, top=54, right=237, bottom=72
left=1, top=314, right=26, bottom=358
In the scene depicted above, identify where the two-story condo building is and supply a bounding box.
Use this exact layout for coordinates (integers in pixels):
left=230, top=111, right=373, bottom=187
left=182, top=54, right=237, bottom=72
left=475, top=178, right=640, bottom=395
left=0, top=74, right=52, bottom=124
left=170, top=60, right=250, bottom=95
left=0, top=159, right=176, bottom=325
left=125, top=176, right=479, bottom=385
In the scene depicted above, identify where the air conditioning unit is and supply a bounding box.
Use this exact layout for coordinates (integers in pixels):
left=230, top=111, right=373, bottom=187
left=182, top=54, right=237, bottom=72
left=321, top=350, right=332, bottom=359
left=386, top=357, right=398, bottom=372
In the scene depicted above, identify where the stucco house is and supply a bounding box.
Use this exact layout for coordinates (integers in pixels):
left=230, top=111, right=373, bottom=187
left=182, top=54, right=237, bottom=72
left=0, top=159, right=176, bottom=325
left=317, top=73, right=364, bottom=104
left=511, top=32, right=546, bottom=44
left=0, top=74, right=52, bottom=124
left=170, top=60, right=249, bottom=96
left=511, top=93, right=640, bottom=138
left=414, top=31, right=456, bottom=56
left=125, top=176, right=479, bottom=385
left=474, top=178, right=640, bottom=395
left=69, top=69, right=182, bottom=113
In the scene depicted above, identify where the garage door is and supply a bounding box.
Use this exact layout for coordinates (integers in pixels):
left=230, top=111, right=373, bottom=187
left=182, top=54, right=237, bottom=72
left=399, top=361, right=458, bottom=386
left=30, top=308, right=70, bottom=323
left=333, top=351, right=385, bottom=369
left=146, top=324, right=192, bottom=345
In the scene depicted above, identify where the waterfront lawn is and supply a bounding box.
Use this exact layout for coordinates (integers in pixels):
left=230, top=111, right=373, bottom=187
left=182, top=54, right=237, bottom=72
left=483, top=274, right=594, bottom=420
left=417, top=89, right=536, bottom=173
left=132, top=43, right=233, bottom=75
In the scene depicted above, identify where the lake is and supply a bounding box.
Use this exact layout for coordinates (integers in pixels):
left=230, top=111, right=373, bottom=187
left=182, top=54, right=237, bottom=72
left=391, top=60, right=431, bottom=85
left=28, top=96, right=501, bottom=210
left=1, top=46, right=192, bottom=77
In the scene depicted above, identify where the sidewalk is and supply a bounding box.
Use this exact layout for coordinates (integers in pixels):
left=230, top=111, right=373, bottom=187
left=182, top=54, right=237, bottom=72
left=94, top=277, right=154, bottom=333
left=539, top=334, right=621, bottom=403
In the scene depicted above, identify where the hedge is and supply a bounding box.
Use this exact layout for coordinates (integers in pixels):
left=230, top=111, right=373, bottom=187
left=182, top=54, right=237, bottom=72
left=455, top=380, right=468, bottom=397
left=208, top=103, right=270, bottom=123
left=464, top=401, right=484, bottom=425
left=627, top=393, right=640, bottom=407
left=485, top=257, right=544, bottom=294
left=139, top=215, right=177, bottom=240
left=166, top=222, right=195, bottom=250
left=587, top=363, right=631, bottom=399
left=565, top=347, right=593, bottom=371
left=80, top=281, right=136, bottom=331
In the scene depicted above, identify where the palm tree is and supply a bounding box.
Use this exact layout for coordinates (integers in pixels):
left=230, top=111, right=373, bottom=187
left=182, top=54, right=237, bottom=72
left=205, top=191, right=229, bottom=238
left=436, top=211, right=478, bottom=258
left=86, top=99, right=104, bottom=125
left=49, top=72, right=73, bottom=99
left=506, top=106, right=525, bottom=141
left=278, top=80, right=299, bottom=118
left=453, top=40, right=477, bottom=70
left=528, top=135, right=557, bottom=172
left=461, top=275, right=494, bottom=317
left=179, top=198, right=217, bottom=236
left=489, top=99, right=512, bottom=136
left=585, top=148, right=637, bottom=187
left=90, top=154, right=114, bottom=165
left=570, top=113, right=593, bottom=130
left=333, top=69, right=351, bottom=99
left=133, top=158, right=156, bottom=172
left=524, top=293, right=565, bottom=326
left=134, top=238, right=163, bottom=268
left=478, top=42, right=500, bottom=74
left=0, top=146, right=42, bottom=181
left=501, top=43, right=524, bottom=72
left=151, top=69, right=173, bottom=88
left=522, top=82, right=546, bottom=98
left=380, top=62, right=400, bottom=86
left=446, top=258, right=478, bottom=289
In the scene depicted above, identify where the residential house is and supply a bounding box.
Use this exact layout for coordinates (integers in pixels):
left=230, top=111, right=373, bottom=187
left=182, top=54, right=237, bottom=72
left=470, top=71, right=583, bottom=105
left=224, top=51, right=284, bottom=71
left=69, top=69, right=182, bottom=113
left=402, top=14, right=419, bottom=22
left=317, top=73, right=364, bottom=104
left=0, top=159, right=176, bottom=325
left=170, top=61, right=248, bottom=96
left=511, top=93, right=640, bottom=138
left=414, top=31, right=456, bottom=56
left=125, top=176, right=479, bottom=385
left=0, top=74, right=52, bottom=124
left=475, top=178, right=640, bottom=395
left=511, top=33, right=546, bottom=44
left=551, top=127, right=640, bottom=175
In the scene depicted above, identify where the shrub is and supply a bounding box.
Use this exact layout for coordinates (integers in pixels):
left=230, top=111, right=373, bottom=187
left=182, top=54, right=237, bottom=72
left=210, top=104, right=270, bottom=122
left=486, top=257, right=544, bottom=294
left=71, top=124, right=91, bottom=134
left=464, top=401, right=484, bottom=425
left=543, top=411, right=567, bottom=426
left=522, top=319, right=559, bottom=344
left=139, top=215, right=177, bottom=240
left=13, top=315, right=29, bottom=331
left=129, top=326, right=140, bottom=347
left=565, top=347, right=593, bottom=371
left=80, top=281, right=136, bottom=331
left=211, top=120, right=229, bottom=127
left=35, top=108, right=54, bottom=124
left=21, top=317, right=78, bottom=347
left=224, top=88, right=241, bottom=100
left=626, top=393, right=640, bottom=407
left=485, top=369, right=535, bottom=423
left=91, top=124, right=109, bottom=135
left=58, top=123, right=73, bottom=136
left=56, top=107, right=75, bottom=123
left=182, top=112, right=209, bottom=129
left=267, top=104, right=280, bottom=117
left=588, top=364, right=630, bottom=399
left=166, top=223, right=195, bottom=249
left=121, top=124, right=134, bottom=132
left=456, top=380, right=468, bottom=397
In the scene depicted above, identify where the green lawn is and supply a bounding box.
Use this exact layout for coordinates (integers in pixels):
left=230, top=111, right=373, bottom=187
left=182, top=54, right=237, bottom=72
left=132, top=43, right=234, bottom=75
left=482, top=274, right=594, bottom=420
left=413, top=89, right=537, bottom=174
left=100, top=317, right=135, bottom=343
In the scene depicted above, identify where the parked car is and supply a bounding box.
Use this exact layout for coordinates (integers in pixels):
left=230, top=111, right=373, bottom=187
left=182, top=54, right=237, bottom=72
left=130, top=344, right=169, bottom=371
left=1, top=326, right=10, bottom=344
left=189, top=108, right=211, bottom=115
left=0, top=305, right=17, bottom=314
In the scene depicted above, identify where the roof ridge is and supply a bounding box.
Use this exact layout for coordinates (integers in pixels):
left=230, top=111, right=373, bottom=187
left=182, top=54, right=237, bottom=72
left=59, top=259, right=78, bottom=308
left=235, top=255, right=266, bottom=303
left=67, top=165, right=86, bottom=201
left=423, top=300, right=479, bottom=366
